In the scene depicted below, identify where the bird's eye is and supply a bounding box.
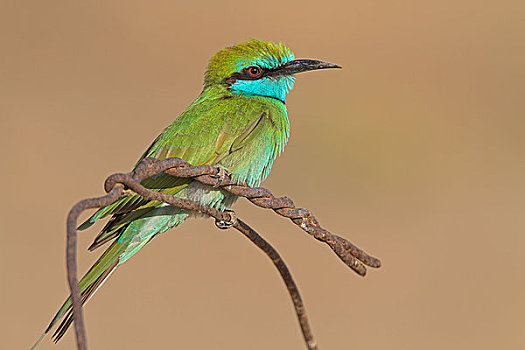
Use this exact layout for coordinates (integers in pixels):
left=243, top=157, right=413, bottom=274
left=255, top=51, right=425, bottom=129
left=247, top=66, right=261, bottom=77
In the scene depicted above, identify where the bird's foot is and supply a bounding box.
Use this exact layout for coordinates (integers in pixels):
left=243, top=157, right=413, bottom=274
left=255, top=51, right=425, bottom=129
left=215, top=209, right=237, bottom=229
left=120, top=188, right=136, bottom=197
left=210, top=166, right=232, bottom=188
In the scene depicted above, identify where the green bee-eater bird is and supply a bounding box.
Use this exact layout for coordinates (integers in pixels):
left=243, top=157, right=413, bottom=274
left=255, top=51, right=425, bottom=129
left=31, top=39, right=340, bottom=348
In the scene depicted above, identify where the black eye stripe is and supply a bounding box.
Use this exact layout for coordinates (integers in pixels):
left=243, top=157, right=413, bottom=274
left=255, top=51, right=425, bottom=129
left=222, top=66, right=282, bottom=86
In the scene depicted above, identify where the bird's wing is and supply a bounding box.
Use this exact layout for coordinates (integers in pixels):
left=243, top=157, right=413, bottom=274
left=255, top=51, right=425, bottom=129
left=80, top=97, right=269, bottom=249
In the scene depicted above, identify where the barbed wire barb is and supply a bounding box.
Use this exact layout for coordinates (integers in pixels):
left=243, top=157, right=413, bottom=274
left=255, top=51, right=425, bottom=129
left=65, top=157, right=381, bottom=350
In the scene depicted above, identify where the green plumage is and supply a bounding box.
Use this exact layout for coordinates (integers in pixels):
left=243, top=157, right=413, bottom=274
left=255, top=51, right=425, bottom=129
left=31, top=39, right=340, bottom=348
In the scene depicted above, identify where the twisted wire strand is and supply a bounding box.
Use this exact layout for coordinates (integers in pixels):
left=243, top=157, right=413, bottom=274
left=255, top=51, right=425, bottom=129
left=66, top=157, right=381, bottom=350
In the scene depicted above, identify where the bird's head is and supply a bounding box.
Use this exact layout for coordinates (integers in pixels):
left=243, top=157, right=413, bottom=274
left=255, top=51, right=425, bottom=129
left=204, top=39, right=341, bottom=103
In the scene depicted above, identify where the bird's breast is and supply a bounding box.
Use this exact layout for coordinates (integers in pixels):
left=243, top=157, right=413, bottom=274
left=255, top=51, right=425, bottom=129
left=219, top=105, right=289, bottom=188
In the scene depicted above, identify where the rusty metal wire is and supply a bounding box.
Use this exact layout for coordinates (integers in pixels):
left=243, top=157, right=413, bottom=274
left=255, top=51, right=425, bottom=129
left=66, top=157, right=381, bottom=350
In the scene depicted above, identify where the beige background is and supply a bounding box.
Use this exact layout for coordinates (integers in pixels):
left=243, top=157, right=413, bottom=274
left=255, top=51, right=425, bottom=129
left=1, top=1, right=524, bottom=349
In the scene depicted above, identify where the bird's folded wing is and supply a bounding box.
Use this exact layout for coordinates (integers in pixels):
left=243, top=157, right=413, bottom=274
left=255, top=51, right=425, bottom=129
left=79, top=102, right=269, bottom=250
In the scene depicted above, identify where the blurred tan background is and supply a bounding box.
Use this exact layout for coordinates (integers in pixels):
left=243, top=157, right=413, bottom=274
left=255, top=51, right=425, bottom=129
left=1, top=1, right=524, bottom=349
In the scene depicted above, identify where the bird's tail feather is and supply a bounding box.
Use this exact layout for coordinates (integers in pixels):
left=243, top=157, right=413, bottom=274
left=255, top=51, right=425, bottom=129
left=31, top=207, right=189, bottom=349
left=52, top=259, right=118, bottom=342
left=30, top=241, right=126, bottom=349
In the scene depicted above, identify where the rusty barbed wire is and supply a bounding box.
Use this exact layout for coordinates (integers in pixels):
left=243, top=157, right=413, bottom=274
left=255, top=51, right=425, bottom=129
left=66, top=157, right=381, bottom=350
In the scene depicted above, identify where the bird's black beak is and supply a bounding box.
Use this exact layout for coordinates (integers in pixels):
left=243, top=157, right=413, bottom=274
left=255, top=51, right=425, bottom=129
left=276, top=59, right=341, bottom=76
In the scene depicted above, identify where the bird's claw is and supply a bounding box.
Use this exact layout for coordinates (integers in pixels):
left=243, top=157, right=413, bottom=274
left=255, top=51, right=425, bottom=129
left=215, top=209, right=237, bottom=229
left=210, top=166, right=232, bottom=188
left=120, top=189, right=136, bottom=197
